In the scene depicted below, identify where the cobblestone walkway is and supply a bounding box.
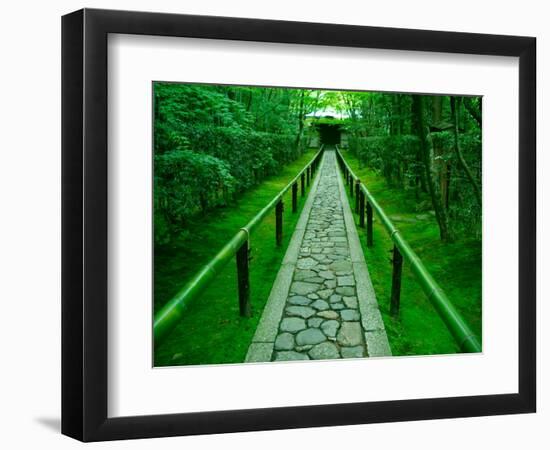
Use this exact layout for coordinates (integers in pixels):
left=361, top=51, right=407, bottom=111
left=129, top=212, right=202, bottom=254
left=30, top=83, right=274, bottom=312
left=246, top=149, right=390, bottom=363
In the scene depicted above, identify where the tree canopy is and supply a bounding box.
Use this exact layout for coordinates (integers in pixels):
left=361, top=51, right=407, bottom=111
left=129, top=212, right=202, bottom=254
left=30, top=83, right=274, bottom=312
left=154, top=83, right=482, bottom=244
left=153, top=83, right=321, bottom=244
left=340, top=91, right=482, bottom=241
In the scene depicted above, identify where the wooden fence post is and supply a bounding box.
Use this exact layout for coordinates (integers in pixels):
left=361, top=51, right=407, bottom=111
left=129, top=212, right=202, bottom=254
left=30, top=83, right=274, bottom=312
left=355, top=180, right=361, bottom=213
left=359, top=190, right=365, bottom=227
left=276, top=200, right=284, bottom=246
left=349, top=175, right=354, bottom=196
left=366, top=201, right=373, bottom=247
left=236, top=240, right=251, bottom=317
left=292, top=182, right=298, bottom=213
left=390, top=245, right=403, bottom=317
left=306, top=166, right=311, bottom=187
left=301, top=173, right=305, bottom=197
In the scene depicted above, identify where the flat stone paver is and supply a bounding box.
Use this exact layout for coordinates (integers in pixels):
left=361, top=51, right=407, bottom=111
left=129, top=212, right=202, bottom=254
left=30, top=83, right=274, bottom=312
left=246, top=149, right=391, bottom=363
left=280, top=317, right=306, bottom=333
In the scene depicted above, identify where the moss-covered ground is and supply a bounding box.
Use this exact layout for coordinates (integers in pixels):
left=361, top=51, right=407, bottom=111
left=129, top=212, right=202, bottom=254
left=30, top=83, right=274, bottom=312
left=154, top=147, right=482, bottom=366
left=339, top=149, right=482, bottom=356
left=154, top=149, right=318, bottom=366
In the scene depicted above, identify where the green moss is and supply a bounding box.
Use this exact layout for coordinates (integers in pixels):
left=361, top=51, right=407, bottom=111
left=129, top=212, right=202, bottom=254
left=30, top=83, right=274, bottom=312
left=154, top=149, right=317, bottom=366
left=340, top=150, right=482, bottom=356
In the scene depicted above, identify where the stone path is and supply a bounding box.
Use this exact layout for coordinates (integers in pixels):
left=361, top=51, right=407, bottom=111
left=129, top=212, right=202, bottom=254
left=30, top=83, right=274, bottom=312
left=246, top=149, right=391, bottom=363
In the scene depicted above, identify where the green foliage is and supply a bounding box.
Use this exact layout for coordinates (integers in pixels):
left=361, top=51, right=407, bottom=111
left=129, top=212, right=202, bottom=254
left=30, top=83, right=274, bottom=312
left=345, top=92, right=482, bottom=238
left=431, top=129, right=482, bottom=235
left=153, top=82, right=310, bottom=244
left=154, top=150, right=235, bottom=244
left=348, top=134, right=420, bottom=185
left=180, top=125, right=298, bottom=189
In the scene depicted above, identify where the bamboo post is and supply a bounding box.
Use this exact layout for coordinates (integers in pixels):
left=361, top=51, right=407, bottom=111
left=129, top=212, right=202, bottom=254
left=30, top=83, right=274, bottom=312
left=359, top=190, right=365, bottom=228
left=390, top=245, right=403, bottom=317
left=292, top=182, right=298, bottom=213
left=276, top=200, right=284, bottom=246
left=301, top=173, right=305, bottom=197
left=366, top=201, right=373, bottom=247
left=236, top=241, right=251, bottom=317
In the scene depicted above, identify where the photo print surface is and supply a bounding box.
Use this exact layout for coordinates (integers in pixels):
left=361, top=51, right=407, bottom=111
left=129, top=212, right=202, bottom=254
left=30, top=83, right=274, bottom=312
left=152, top=82, right=482, bottom=367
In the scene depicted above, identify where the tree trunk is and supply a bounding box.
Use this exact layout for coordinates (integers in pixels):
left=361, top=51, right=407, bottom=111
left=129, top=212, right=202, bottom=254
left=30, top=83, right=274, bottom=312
left=432, top=96, right=449, bottom=210
left=411, top=96, right=428, bottom=195
left=450, top=97, right=482, bottom=208
left=412, top=96, right=452, bottom=242
left=245, top=90, right=253, bottom=111
left=463, top=97, right=482, bottom=127
left=294, top=90, right=306, bottom=154
left=395, top=95, right=404, bottom=186
left=443, top=163, right=451, bottom=210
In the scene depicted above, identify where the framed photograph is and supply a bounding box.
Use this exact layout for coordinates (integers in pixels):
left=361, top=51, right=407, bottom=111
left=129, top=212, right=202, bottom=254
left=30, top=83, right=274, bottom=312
left=62, top=8, right=536, bottom=441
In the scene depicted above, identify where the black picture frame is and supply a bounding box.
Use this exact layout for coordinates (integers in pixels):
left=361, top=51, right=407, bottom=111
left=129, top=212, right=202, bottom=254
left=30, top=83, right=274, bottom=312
left=61, top=8, right=536, bottom=442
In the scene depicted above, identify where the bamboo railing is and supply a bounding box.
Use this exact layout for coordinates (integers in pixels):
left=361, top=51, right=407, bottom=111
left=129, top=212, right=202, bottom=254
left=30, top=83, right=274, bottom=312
left=335, top=145, right=481, bottom=353
left=154, top=146, right=325, bottom=344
